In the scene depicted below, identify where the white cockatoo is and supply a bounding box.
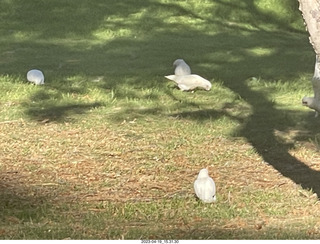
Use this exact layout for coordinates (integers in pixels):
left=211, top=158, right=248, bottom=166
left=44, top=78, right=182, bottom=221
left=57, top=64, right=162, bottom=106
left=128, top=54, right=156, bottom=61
left=302, top=97, right=320, bottom=117
left=165, top=74, right=212, bottom=91
left=194, top=168, right=216, bottom=203
left=302, top=55, right=320, bottom=117
left=27, top=69, right=45, bottom=85
left=173, top=59, right=191, bottom=76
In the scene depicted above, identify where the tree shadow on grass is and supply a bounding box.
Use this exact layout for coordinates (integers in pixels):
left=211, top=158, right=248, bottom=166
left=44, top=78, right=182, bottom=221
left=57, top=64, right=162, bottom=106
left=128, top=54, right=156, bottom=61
left=170, top=31, right=320, bottom=197
left=168, top=27, right=320, bottom=196
left=2, top=0, right=320, bottom=199
left=25, top=102, right=103, bottom=122
left=0, top=176, right=57, bottom=239
left=228, top=81, right=320, bottom=196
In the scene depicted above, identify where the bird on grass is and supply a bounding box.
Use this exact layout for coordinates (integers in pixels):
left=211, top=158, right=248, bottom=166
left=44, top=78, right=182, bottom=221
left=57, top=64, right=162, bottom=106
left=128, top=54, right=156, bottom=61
left=302, top=55, right=320, bottom=117
left=166, top=58, right=212, bottom=91
left=194, top=168, right=216, bottom=203
left=27, top=69, right=44, bottom=85
left=173, top=59, right=191, bottom=76
left=165, top=74, right=212, bottom=91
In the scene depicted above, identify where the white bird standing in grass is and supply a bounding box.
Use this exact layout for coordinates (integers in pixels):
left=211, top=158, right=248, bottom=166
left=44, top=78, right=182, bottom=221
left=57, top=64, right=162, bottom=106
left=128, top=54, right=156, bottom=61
left=165, top=74, right=212, bottom=91
left=166, top=58, right=212, bottom=91
left=27, top=69, right=45, bottom=85
left=173, top=59, right=191, bottom=76
left=194, top=168, right=216, bottom=203
left=302, top=55, right=320, bottom=117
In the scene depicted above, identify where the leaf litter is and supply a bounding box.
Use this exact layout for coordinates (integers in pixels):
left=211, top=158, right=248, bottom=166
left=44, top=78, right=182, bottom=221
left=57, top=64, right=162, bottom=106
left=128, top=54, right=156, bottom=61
left=1, top=119, right=320, bottom=238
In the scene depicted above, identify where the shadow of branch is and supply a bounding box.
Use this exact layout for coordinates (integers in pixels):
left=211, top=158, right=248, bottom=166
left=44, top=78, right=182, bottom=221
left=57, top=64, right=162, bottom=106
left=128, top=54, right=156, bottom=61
left=25, top=102, right=103, bottom=122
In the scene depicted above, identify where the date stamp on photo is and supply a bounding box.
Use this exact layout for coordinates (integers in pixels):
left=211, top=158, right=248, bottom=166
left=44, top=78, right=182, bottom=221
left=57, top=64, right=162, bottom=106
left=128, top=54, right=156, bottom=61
left=141, top=240, right=179, bottom=244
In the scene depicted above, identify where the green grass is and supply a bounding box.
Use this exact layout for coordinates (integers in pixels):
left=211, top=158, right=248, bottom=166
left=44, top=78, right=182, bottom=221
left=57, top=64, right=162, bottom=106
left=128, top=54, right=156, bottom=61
left=1, top=0, right=320, bottom=240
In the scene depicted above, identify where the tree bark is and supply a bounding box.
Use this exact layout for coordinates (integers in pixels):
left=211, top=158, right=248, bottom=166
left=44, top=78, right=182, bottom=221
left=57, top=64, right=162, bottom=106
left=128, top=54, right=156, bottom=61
left=298, top=0, right=320, bottom=55
left=298, top=0, right=320, bottom=116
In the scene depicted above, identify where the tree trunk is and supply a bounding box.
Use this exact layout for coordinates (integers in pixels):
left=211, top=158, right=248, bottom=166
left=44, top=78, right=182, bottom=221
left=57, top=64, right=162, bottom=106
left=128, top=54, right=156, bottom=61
left=298, top=0, right=320, bottom=116
left=298, top=0, right=320, bottom=55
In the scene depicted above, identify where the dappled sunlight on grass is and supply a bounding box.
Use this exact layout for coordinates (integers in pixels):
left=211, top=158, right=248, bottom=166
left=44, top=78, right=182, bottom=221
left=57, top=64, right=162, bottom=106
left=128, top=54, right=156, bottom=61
left=1, top=0, right=320, bottom=240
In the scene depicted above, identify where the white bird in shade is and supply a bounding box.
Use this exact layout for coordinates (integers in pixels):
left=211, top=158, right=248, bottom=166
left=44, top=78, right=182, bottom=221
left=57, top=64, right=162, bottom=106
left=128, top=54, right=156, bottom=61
left=165, top=74, right=212, bottom=91
left=194, top=168, right=216, bottom=203
left=173, top=59, right=191, bottom=76
left=27, top=69, right=45, bottom=85
left=302, top=55, right=320, bottom=117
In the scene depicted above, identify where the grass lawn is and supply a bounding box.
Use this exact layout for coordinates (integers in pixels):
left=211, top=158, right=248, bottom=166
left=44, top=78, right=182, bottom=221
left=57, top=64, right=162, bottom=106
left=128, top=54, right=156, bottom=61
left=1, top=0, right=320, bottom=239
